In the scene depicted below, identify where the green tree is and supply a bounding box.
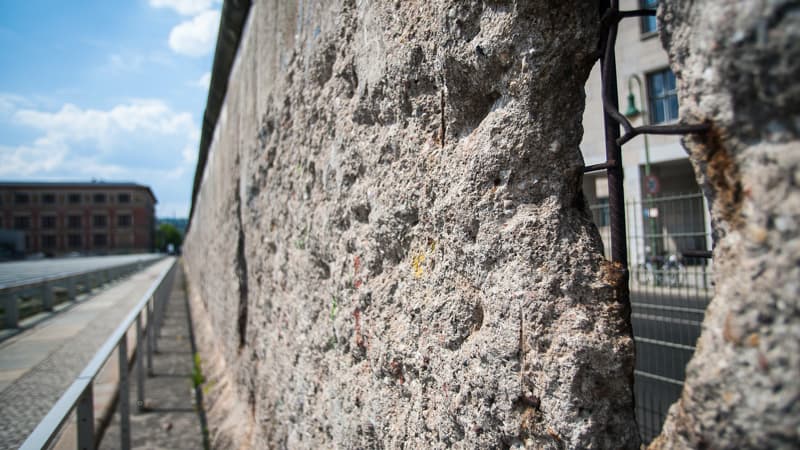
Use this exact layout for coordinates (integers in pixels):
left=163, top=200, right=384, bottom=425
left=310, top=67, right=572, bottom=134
left=155, top=223, right=183, bottom=252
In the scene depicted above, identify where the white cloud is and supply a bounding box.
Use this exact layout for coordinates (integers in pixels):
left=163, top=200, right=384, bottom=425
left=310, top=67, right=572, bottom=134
left=0, top=138, right=68, bottom=176
left=107, top=53, right=144, bottom=73
left=0, top=93, right=31, bottom=117
left=190, top=71, right=211, bottom=89
left=102, top=51, right=174, bottom=74
left=149, top=0, right=219, bottom=16
left=13, top=100, right=196, bottom=151
left=181, top=143, right=197, bottom=165
left=168, top=10, right=220, bottom=57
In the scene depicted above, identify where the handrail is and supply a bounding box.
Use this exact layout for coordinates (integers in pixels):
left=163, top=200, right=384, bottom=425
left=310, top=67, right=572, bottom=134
left=20, top=258, right=177, bottom=450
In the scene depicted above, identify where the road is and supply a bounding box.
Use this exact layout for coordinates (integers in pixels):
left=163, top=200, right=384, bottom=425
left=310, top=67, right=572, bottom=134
left=0, top=254, right=162, bottom=288
left=630, top=288, right=711, bottom=442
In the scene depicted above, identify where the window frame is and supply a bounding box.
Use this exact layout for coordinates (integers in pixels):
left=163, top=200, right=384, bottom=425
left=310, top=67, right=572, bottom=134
left=41, top=193, right=56, bottom=205
left=640, top=0, right=659, bottom=35
left=68, top=234, right=82, bottom=249
left=93, top=233, right=108, bottom=247
left=68, top=215, right=82, bottom=229
left=41, top=215, right=57, bottom=229
left=14, top=193, right=30, bottom=205
left=13, top=215, right=31, bottom=230
left=117, top=214, right=133, bottom=228
left=647, top=67, right=679, bottom=125
left=68, top=193, right=82, bottom=205
left=41, top=234, right=57, bottom=249
left=93, top=193, right=107, bottom=204
left=93, top=214, right=108, bottom=228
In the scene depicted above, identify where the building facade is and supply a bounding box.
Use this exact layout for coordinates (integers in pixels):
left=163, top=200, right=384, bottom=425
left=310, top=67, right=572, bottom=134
left=580, top=0, right=712, bottom=265
left=0, top=181, right=156, bottom=256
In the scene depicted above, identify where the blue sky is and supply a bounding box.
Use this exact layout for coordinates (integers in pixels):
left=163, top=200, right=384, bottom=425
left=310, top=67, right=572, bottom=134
left=0, top=0, right=222, bottom=217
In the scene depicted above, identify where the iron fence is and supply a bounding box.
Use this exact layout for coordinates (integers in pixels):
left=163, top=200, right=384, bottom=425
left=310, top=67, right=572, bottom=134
left=589, top=192, right=712, bottom=443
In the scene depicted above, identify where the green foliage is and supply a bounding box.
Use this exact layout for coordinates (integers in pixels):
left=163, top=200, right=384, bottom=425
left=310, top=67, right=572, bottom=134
left=156, top=223, right=183, bottom=252
left=192, top=353, right=205, bottom=388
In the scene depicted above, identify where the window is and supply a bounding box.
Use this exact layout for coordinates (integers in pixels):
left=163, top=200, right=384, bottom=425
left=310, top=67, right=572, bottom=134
left=93, top=193, right=107, bottom=204
left=14, top=193, right=29, bottom=205
left=118, top=193, right=131, bottom=203
left=93, top=215, right=107, bottom=227
left=42, top=193, right=56, bottom=204
left=117, top=214, right=132, bottom=227
left=68, top=193, right=82, bottom=204
left=68, top=234, right=82, bottom=248
left=42, top=235, right=57, bottom=249
left=41, top=216, right=57, bottom=229
left=68, top=215, right=82, bottom=229
left=648, top=68, right=679, bottom=124
left=595, top=198, right=610, bottom=227
left=93, top=233, right=107, bottom=247
left=14, top=216, right=30, bottom=230
left=641, top=0, right=658, bottom=34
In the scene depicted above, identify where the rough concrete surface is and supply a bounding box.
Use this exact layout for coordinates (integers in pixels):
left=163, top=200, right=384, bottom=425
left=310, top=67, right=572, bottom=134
left=185, top=1, right=640, bottom=448
left=651, top=1, right=800, bottom=448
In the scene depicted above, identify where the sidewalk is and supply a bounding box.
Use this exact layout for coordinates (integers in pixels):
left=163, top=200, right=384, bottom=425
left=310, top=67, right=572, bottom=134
left=99, top=264, right=207, bottom=450
left=0, top=258, right=175, bottom=450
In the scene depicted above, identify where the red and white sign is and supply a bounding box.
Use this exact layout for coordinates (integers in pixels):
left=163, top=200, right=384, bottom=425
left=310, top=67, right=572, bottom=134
left=644, top=175, right=661, bottom=195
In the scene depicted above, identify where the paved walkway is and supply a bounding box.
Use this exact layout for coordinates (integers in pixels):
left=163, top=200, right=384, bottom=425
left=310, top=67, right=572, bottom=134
left=100, top=265, right=207, bottom=450
left=0, top=258, right=174, bottom=450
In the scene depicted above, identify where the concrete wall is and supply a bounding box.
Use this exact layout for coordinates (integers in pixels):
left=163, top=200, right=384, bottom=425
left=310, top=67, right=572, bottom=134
left=185, top=1, right=640, bottom=448
left=185, top=1, right=800, bottom=448
left=650, top=1, right=800, bottom=448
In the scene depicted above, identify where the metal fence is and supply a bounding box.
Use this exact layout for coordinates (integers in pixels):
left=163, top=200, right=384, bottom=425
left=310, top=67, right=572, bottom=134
left=589, top=192, right=713, bottom=443
left=20, top=258, right=177, bottom=450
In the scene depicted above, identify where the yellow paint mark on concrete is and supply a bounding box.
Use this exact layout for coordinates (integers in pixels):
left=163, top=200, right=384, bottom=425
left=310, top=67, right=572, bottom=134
left=412, top=253, right=426, bottom=278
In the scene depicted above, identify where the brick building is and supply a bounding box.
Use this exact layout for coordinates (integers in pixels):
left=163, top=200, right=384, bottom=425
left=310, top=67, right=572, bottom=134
left=0, top=181, right=156, bottom=256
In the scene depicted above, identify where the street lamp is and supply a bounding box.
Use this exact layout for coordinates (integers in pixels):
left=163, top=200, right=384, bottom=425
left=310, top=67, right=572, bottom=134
left=625, top=74, right=651, bottom=177
left=625, top=74, right=659, bottom=267
left=625, top=91, right=640, bottom=118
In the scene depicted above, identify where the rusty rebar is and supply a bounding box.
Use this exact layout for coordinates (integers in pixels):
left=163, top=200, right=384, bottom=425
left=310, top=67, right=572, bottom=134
left=599, top=0, right=629, bottom=273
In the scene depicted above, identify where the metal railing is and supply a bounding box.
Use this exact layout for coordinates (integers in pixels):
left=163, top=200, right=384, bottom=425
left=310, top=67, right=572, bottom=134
left=19, top=258, right=177, bottom=450
left=1, top=256, right=164, bottom=329
left=589, top=193, right=712, bottom=443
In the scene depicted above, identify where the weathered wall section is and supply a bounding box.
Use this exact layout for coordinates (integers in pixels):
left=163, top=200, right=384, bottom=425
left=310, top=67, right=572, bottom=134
left=651, top=1, right=800, bottom=448
left=185, top=1, right=640, bottom=448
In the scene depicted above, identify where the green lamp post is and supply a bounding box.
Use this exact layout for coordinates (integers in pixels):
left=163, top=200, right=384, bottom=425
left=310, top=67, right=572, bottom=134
left=625, top=74, right=659, bottom=271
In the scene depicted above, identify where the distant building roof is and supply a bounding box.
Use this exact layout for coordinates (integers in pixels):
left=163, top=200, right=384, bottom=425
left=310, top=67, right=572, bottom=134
left=0, top=181, right=157, bottom=203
